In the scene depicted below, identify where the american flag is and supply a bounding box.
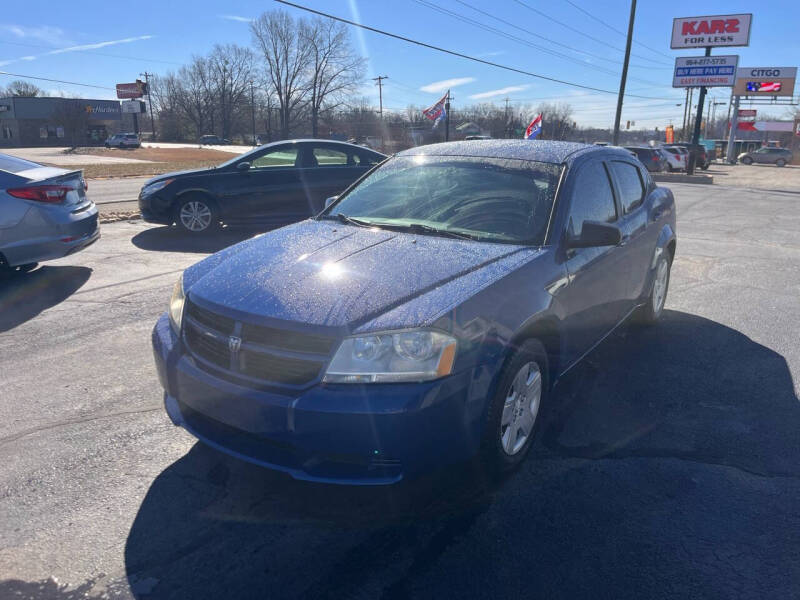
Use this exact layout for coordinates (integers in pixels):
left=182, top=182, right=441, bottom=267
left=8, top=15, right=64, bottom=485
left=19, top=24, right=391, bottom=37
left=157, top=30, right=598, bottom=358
left=422, top=92, right=448, bottom=127
left=747, top=81, right=782, bottom=93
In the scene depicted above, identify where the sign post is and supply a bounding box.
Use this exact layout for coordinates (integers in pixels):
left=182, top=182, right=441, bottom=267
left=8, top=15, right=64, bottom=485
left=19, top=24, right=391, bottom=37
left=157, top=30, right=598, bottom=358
left=671, top=13, right=752, bottom=173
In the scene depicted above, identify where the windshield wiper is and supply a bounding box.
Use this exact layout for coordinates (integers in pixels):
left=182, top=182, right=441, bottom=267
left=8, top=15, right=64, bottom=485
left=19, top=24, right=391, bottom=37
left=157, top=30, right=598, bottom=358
left=321, top=213, right=374, bottom=228
left=371, top=221, right=479, bottom=241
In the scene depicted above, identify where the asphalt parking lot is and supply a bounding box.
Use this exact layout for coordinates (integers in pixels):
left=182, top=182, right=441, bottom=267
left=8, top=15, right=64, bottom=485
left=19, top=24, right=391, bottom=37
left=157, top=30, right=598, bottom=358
left=1, top=182, right=799, bottom=599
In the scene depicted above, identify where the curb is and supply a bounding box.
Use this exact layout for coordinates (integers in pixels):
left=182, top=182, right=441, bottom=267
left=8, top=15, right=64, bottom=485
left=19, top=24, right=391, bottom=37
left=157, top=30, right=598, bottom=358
left=652, top=173, right=714, bottom=185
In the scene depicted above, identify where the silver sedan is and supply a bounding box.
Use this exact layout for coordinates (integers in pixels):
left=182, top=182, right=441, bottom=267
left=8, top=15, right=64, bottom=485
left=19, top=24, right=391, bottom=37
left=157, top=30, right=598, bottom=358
left=0, top=153, right=99, bottom=274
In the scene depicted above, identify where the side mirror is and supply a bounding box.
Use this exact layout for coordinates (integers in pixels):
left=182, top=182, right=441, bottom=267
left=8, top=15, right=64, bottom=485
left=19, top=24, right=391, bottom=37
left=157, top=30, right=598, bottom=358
left=567, top=221, right=622, bottom=249
left=324, top=196, right=338, bottom=209
left=237, top=162, right=251, bottom=172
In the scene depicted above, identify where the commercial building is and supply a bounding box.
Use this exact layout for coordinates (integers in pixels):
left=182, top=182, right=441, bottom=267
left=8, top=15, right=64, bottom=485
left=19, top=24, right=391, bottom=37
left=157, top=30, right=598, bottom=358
left=0, top=96, right=123, bottom=147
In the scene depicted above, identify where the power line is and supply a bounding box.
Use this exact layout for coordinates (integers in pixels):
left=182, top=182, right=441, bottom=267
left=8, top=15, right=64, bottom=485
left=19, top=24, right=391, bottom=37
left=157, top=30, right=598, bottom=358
left=452, top=0, right=670, bottom=71
left=511, top=0, right=669, bottom=65
left=562, top=0, right=674, bottom=60
left=273, top=0, right=674, bottom=100
left=411, top=0, right=669, bottom=89
left=0, top=70, right=114, bottom=91
left=412, top=0, right=641, bottom=83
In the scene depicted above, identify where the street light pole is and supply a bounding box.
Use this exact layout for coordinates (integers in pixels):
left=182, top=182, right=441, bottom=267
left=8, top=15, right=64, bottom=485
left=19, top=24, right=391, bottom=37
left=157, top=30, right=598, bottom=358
left=612, top=0, right=636, bottom=146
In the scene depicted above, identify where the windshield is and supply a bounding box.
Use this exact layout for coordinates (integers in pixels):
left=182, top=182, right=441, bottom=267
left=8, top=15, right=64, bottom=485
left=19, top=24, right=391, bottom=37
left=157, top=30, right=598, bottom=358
left=324, top=155, right=561, bottom=244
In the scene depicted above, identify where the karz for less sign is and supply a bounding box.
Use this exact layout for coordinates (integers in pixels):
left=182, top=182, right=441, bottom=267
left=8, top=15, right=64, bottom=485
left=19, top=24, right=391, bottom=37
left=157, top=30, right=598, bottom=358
left=671, top=14, right=752, bottom=49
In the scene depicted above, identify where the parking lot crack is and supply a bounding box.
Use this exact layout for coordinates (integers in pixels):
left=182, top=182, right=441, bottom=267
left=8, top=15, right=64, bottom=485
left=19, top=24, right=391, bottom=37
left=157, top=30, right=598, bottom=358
left=0, top=406, right=162, bottom=446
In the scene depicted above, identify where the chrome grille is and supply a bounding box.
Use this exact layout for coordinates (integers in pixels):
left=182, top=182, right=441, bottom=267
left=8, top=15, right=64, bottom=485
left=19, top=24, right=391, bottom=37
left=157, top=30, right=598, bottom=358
left=183, top=299, right=334, bottom=388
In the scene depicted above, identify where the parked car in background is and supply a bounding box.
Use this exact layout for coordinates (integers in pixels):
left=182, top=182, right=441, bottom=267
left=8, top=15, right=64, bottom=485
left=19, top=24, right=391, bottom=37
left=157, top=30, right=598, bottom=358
left=0, top=153, right=99, bottom=274
left=661, top=146, right=687, bottom=172
left=152, top=140, right=676, bottom=484
left=199, top=135, right=231, bottom=146
left=139, top=139, right=386, bottom=233
left=664, top=143, right=708, bottom=170
left=465, top=135, right=493, bottom=140
left=738, top=147, right=792, bottom=167
left=105, top=133, right=140, bottom=149
left=625, top=146, right=667, bottom=172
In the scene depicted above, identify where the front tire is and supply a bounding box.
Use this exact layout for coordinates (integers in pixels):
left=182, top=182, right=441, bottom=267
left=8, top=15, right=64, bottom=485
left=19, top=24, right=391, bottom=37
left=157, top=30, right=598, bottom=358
left=742, top=157, right=753, bottom=165
left=776, top=159, right=786, bottom=167
left=480, top=340, right=549, bottom=476
left=175, top=195, right=219, bottom=234
left=637, top=253, right=671, bottom=324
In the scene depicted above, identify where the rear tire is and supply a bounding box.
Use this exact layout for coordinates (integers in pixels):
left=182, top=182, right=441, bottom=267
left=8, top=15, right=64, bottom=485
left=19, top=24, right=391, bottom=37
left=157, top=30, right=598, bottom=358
left=742, top=157, right=753, bottom=165
left=479, top=339, right=549, bottom=477
left=637, top=253, right=671, bottom=325
left=175, top=195, right=219, bottom=234
left=776, top=159, right=786, bottom=167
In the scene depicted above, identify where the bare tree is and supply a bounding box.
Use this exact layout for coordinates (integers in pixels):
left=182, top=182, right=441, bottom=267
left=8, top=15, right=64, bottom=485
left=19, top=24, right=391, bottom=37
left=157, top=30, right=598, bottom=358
left=251, top=10, right=312, bottom=139
left=535, top=102, right=574, bottom=140
left=5, top=80, right=43, bottom=97
left=207, top=44, right=255, bottom=140
left=301, top=19, right=366, bottom=137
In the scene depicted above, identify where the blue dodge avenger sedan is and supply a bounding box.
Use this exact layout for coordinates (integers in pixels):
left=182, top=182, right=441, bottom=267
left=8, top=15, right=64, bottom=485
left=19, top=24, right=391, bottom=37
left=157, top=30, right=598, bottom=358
left=152, top=140, right=676, bottom=484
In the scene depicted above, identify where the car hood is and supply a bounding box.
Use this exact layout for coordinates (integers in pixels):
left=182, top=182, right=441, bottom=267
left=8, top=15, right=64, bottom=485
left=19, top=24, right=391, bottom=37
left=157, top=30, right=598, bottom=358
left=144, top=166, right=217, bottom=186
left=184, top=220, right=535, bottom=330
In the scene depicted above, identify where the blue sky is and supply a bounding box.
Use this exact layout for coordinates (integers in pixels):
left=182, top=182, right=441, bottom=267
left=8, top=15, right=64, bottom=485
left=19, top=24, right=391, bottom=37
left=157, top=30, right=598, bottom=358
left=1, top=0, right=797, bottom=128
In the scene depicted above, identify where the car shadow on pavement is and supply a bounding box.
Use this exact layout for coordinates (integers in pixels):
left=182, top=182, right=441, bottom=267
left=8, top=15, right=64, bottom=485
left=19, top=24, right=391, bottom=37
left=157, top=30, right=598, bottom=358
left=0, top=266, right=91, bottom=332
left=131, top=226, right=268, bottom=255
left=123, top=310, right=800, bottom=599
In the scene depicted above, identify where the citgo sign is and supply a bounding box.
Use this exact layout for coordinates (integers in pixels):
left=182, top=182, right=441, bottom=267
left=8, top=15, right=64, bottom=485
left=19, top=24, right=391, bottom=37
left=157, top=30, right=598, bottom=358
left=671, top=14, right=752, bottom=49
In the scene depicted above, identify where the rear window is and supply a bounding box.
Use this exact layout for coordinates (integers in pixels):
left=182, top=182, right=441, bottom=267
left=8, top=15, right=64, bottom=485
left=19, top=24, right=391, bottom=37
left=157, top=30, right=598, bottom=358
left=0, top=154, right=41, bottom=174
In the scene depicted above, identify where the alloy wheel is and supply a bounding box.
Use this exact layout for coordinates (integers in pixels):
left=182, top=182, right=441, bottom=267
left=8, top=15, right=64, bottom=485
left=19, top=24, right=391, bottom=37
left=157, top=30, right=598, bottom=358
left=179, top=201, right=212, bottom=232
left=652, top=258, right=669, bottom=314
left=499, top=362, right=542, bottom=455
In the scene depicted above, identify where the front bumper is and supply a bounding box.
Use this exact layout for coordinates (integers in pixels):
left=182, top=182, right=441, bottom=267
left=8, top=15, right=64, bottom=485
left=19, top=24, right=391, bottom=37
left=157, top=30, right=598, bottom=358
left=139, top=192, right=174, bottom=225
left=152, top=314, right=496, bottom=485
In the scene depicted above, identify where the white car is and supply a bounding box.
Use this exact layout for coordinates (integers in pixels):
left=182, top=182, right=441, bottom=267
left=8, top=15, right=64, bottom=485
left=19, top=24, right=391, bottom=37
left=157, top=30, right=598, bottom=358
left=105, top=133, right=140, bottom=149
left=661, top=146, right=687, bottom=172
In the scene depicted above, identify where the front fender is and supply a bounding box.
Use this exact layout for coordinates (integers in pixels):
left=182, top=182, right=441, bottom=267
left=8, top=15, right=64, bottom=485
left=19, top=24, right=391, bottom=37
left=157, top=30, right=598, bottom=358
left=651, top=223, right=676, bottom=269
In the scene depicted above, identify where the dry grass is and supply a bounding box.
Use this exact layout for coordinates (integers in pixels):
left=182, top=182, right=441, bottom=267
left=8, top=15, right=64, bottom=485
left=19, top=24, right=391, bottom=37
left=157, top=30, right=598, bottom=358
left=61, top=146, right=239, bottom=179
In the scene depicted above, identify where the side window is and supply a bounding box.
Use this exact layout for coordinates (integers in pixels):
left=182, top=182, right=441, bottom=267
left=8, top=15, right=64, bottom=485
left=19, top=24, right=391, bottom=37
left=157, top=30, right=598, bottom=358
left=312, top=147, right=348, bottom=167
left=568, top=161, right=617, bottom=238
left=251, top=147, right=299, bottom=169
left=356, top=152, right=381, bottom=167
left=609, top=161, right=644, bottom=214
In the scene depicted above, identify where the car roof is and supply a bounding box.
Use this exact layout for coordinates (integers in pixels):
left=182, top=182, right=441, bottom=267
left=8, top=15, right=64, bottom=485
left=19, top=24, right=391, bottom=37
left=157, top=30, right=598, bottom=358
left=260, top=139, right=388, bottom=155
left=397, top=140, right=626, bottom=165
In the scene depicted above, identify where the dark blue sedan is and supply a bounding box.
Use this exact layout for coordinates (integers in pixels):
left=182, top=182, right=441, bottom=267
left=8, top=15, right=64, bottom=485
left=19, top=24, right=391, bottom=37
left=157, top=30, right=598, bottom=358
left=152, top=140, right=676, bottom=484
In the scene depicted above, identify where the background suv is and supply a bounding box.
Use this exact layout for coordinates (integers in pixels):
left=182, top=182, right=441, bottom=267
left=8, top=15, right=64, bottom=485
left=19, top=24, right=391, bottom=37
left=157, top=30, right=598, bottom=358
left=105, top=133, right=140, bottom=149
left=739, top=147, right=792, bottom=167
left=625, top=146, right=667, bottom=172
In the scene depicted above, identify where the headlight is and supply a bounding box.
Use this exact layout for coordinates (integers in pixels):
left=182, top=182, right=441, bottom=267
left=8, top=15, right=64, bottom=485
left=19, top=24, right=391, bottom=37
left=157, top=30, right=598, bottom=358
left=323, top=330, right=457, bottom=383
left=141, top=178, right=174, bottom=196
left=168, top=276, right=185, bottom=334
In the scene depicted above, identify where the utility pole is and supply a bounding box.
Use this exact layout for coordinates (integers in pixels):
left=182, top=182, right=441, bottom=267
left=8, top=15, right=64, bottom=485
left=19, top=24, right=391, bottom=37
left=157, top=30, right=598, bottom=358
left=682, top=88, right=690, bottom=136
left=250, top=80, right=257, bottom=146
left=372, top=76, right=388, bottom=118
left=504, top=97, right=510, bottom=138
left=140, top=71, right=156, bottom=140
left=612, top=0, right=636, bottom=146
left=688, top=46, right=712, bottom=174
left=373, top=75, right=388, bottom=149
